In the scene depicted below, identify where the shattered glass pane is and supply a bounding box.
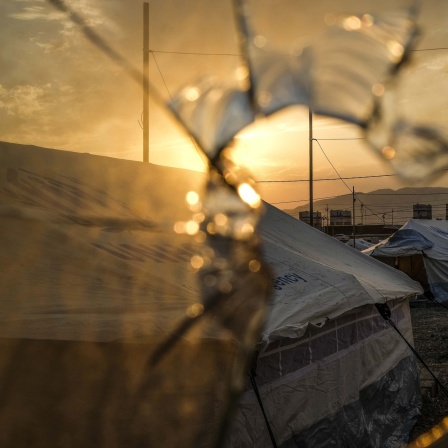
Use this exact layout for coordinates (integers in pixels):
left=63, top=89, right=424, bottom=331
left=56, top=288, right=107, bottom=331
left=169, top=2, right=422, bottom=171
left=305, top=8, right=418, bottom=124
left=169, top=77, right=255, bottom=160
left=2, top=0, right=447, bottom=446
left=365, top=49, right=448, bottom=183
left=366, top=89, right=448, bottom=183
left=242, top=3, right=418, bottom=123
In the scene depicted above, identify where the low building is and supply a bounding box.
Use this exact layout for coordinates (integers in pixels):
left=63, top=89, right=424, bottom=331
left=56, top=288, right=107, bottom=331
left=330, top=210, right=352, bottom=226
left=299, top=211, right=322, bottom=227
left=413, top=204, right=432, bottom=220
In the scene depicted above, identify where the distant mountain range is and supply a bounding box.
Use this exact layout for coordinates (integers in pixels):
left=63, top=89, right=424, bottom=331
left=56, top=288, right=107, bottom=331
left=281, top=187, right=448, bottom=226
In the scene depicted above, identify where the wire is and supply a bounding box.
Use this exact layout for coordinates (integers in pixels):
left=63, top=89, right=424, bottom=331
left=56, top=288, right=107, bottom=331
left=375, top=303, right=448, bottom=400
left=151, top=52, right=173, bottom=101
left=314, top=138, right=385, bottom=222
left=147, top=46, right=448, bottom=57
left=271, top=195, right=338, bottom=205
left=314, top=139, right=352, bottom=193
left=273, top=137, right=388, bottom=223
left=256, top=173, right=396, bottom=183
left=312, top=137, right=365, bottom=141
left=367, top=191, right=448, bottom=196
left=250, top=369, right=279, bottom=448
left=151, top=51, right=209, bottom=168
left=413, top=47, right=448, bottom=52
left=151, top=49, right=241, bottom=57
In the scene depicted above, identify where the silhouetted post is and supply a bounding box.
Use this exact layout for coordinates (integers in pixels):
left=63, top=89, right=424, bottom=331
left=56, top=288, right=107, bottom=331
left=352, top=187, right=356, bottom=247
left=309, top=109, right=313, bottom=227
left=143, top=2, right=149, bottom=162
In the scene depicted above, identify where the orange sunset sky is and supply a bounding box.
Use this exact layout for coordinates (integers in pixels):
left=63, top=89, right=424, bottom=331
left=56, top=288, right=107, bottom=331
left=1, top=0, right=448, bottom=208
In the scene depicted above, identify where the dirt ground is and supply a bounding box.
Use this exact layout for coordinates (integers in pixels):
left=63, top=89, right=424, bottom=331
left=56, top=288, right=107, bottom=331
left=409, top=302, right=448, bottom=441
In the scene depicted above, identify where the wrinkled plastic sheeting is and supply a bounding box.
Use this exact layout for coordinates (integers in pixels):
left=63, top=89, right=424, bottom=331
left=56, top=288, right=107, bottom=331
left=0, top=142, right=272, bottom=448
left=385, top=229, right=434, bottom=251
left=278, top=356, right=421, bottom=448
left=366, top=228, right=434, bottom=257
left=346, top=238, right=374, bottom=250
left=424, top=260, right=448, bottom=302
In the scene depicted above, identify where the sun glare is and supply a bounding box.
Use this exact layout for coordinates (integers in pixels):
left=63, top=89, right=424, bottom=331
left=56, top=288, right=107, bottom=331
left=238, top=183, right=261, bottom=208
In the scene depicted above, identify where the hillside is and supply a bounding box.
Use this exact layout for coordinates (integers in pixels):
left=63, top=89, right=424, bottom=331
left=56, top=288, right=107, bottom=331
left=282, top=187, right=448, bottom=226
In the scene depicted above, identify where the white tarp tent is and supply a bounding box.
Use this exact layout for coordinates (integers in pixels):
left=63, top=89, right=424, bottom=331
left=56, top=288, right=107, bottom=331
left=346, top=238, right=374, bottom=250
left=0, top=142, right=423, bottom=448
left=225, top=203, right=423, bottom=447
left=363, top=219, right=448, bottom=302
left=0, top=141, right=244, bottom=448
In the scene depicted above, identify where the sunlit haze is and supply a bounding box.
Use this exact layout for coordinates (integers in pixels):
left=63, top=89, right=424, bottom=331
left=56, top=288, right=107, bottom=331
left=2, top=0, right=448, bottom=209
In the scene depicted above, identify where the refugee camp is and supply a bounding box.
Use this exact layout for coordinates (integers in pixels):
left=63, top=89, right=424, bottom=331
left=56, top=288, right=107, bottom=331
left=1, top=0, right=448, bottom=447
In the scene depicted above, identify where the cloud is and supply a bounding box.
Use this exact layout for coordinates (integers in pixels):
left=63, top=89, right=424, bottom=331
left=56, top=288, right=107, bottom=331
left=9, top=0, right=110, bottom=40
left=0, top=84, right=45, bottom=116
left=9, top=4, right=64, bottom=21
left=424, top=56, right=448, bottom=71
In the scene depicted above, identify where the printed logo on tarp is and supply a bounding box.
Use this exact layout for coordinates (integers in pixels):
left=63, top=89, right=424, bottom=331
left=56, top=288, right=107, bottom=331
left=273, top=273, right=307, bottom=290
left=430, top=226, right=448, bottom=239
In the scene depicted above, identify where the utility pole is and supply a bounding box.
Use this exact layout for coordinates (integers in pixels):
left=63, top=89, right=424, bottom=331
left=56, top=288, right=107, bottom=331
left=143, top=2, right=149, bottom=163
left=309, top=108, right=313, bottom=227
left=352, top=187, right=356, bottom=247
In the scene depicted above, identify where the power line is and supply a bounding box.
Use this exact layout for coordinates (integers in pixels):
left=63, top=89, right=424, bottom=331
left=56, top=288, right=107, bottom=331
left=256, top=173, right=396, bottom=183
left=314, top=139, right=400, bottom=228
left=151, top=51, right=209, bottom=168
left=271, top=195, right=338, bottom=205
left=314, top=138, right=383, bottom=221
left=366, top=191, right=448, bottom=196
left=151, top=49, right=240, bottom=57
left=413, top=47, right=448, bottom=52
left=355, top=199, right=384, bottom=222
left=311, top=137, right=365, bottom=141
left=149, top=46, right=448, bottom=57
left=313, top=137, right=387, bottom=223
left=310, top=138, right=385, bottom=222
left=314, top=139, right=352, bottom=193
left=151, top=52, right=173, bottom=100
left=278, top=200, right=446, bottom=216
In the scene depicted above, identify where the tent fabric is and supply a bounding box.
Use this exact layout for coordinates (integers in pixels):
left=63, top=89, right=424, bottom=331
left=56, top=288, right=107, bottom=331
left=364, top=228, right=433, bottom=257
left=225, top=304, right=420, bottom=448
left=277, top=355, right=420, bottom=448
left=258, top=204, right=422, bottom=345
left=0, top=141, right=272, bottom=448
left=224, top=206, right=422, bottom=447
left=345, top=238, right=374, bottom=250
left=0, top=142, right=423, bottom=447
left=363, top=219, right=448, bottom=301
